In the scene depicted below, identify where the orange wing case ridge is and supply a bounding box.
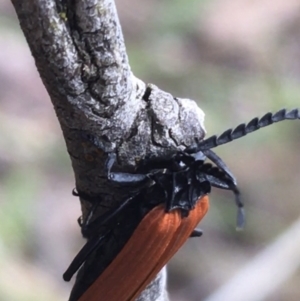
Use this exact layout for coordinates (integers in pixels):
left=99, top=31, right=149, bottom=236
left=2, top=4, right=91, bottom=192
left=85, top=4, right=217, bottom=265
left=79, top=195, right=209, bottom=301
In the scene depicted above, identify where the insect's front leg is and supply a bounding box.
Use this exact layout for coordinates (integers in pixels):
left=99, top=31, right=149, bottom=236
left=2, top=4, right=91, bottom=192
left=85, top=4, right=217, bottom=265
left=63, top=232, right=109, bottom=282
left=63, top=191, right=143, bottom=281
left=76, top=190, right=142, bottom=238
left=203, top=149, right=237, bottom=185
left=190, top=229, right=203, bottom=237
left=106, top=152, right=151, bottom=185
left=205, top=174, right=245, bottom=230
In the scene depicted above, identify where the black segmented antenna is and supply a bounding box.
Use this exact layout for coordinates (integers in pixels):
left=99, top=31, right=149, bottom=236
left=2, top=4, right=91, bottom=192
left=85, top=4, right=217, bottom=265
left=186, top=108, right=300, bottom=153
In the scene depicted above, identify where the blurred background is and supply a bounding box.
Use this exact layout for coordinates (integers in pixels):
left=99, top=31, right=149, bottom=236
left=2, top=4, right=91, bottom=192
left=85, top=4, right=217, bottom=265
left=1, top=0, right=300, bottom=300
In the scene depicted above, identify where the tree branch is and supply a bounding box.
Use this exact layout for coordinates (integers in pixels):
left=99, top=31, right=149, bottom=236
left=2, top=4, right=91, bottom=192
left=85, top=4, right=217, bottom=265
left=11, top=0, right=206, bottom=300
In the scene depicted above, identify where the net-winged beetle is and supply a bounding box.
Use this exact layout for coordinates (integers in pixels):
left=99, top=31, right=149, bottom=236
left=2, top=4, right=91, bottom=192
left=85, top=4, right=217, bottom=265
left=64, top=108, right=299, bottom=301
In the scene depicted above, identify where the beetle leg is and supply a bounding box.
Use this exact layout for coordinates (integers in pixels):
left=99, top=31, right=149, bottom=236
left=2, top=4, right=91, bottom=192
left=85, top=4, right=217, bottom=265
left=72, top=190, right=109, bottom=237
left=165, top=172, right=178, bottom=212
left=108, top=171, right=150, bottom=185
left=63, top=192, right=143, bottom=282
left=81, top=193, right=141, bottom=238
left=63, top=232, right=109, bottom=282
left=203, top=149, right=237, bottom=185
left=78, top=206, right=98, bottom=232
left=80, top=202, right=100, bottom=238
left=190, top=228, right=203, bottom=237
left=206, top=174, right=245, bottom=229
left=106, top=152, right=164, bottom=186
left=105, top=153, right=149, bottom=185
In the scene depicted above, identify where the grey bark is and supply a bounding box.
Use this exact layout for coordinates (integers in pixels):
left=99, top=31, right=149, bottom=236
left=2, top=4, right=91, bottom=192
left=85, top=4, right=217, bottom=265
left=11, top=0, right=206, bottom=300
